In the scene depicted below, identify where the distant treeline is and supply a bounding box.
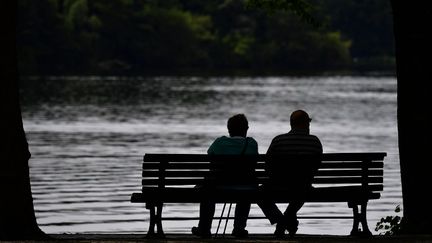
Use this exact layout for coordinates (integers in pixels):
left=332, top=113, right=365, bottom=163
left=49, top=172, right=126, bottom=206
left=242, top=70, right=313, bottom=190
left=17, top=0, right=395, bottom=75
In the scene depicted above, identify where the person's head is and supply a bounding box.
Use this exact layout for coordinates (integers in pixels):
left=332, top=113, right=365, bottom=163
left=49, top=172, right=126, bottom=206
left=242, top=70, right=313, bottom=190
left=227, top=114, right=249, bottom=137
left=290, top=110, right=312, bottom=130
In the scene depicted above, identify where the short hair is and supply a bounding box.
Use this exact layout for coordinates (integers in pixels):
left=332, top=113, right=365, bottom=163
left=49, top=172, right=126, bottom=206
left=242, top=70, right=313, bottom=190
left=290, top=110, right=312, bottom=127
left=227, top=114, right=249, bottom=136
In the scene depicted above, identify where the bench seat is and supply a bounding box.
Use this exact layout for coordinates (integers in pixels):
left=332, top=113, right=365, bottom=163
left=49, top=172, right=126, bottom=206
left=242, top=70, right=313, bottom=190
left=132, top=186, right=380, bottom=203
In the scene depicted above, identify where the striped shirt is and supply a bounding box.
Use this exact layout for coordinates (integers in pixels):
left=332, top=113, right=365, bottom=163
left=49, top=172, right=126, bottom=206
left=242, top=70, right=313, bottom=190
left=265, top=128, right=323, bottom=191
left=267, top=129, right=322, bottom=155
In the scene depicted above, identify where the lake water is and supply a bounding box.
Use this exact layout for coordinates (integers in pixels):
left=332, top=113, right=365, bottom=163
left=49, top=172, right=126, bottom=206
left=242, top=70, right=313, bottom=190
left=21, top=75, right=402, bottom=235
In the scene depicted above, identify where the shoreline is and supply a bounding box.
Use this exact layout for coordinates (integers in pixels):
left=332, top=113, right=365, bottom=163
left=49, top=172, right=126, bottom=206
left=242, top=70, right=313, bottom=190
left=18, top=69, right=396, bottom=79
left=5, top=233, right=432, bottom=242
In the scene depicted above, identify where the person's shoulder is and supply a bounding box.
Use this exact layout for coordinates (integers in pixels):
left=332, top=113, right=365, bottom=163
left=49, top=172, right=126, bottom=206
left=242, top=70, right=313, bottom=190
left=208, top=136, right=228, bottom=154
left=213, top=136, right=229, bottom=142
left=309, top=134, right=321, bottom=141
left=308, top=134, right=323, bottom=150
left=209, top=136, right=229, bottom=146
left=271, top=133, right=289, bottom=142
left=247, top=137, right=259, bottom=149
left=246, top=137, right=259, bottom=154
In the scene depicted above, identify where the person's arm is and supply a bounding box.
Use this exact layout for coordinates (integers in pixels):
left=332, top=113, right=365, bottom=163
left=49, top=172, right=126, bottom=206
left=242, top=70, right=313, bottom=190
left=265, top=139, right=276, bottom=175
left=249, top=138, right=259, bottom=155
left=207, top=138, right=219, bottom=155
left=312, top=137, right=323, bottom=171
left=317, top=137, right=323, bottom=154
left=249, top=138, right=259, bottom=168
left=205, top=138, right=220, bottom=185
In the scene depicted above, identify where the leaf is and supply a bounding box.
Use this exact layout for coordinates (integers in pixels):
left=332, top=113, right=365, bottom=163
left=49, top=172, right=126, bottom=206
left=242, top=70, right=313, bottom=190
left=395, top=205, right=401, bottom=213
left=392, top=216, right=401, bottom=223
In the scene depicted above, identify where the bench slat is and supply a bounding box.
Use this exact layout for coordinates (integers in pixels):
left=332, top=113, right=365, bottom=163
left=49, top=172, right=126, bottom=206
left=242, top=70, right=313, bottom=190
left=143, top=153, right=386, bottom=162
left=142, top=177, right=383, bottom=186
left=143, top=161, right=384, bottom=170
left=140, top=183, right=383, bottom=192
left=133, top=185, right=382, bottom=203
left=142, top=169, right=383, bottom=177
left=317, top=169, right=383, bottom=176
left=314, top=177, right=383, bottom=184
left=319, top=162, right=383, bottom=168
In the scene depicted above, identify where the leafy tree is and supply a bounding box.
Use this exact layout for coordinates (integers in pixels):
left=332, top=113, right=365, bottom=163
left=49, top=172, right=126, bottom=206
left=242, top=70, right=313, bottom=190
left=315, top=0, right=395, bottom=70
left=17, top=0, right=68, bottom=74
left=17, top=0, right=378, bottom=75
left=63, top=0, right=102, bottom=72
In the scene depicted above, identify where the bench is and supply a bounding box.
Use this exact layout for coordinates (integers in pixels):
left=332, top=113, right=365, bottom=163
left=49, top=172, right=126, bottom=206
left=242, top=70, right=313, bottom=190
left=131, top=152, right=386, bottom=237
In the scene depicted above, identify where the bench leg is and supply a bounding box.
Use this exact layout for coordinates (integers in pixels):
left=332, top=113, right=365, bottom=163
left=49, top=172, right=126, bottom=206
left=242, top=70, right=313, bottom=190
left=348, top=202, right=360, bottom=235
left=360, top=203, right=372, bottom=236
left=156, top=203, right=164, bottom=236
left=348, top=202, right=372, bottom=236
left=146, top=203, right=165, bottom=238
left=146, top=205, right=156, bottom=237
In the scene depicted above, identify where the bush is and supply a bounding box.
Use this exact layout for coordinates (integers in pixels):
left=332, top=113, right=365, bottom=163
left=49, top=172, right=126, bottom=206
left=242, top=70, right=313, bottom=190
left=375, top=205, right=403, bottom=235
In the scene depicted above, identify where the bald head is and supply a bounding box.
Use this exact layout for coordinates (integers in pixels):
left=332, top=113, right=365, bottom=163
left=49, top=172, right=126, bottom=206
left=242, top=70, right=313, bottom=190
left=290, top=110, right=312, bottom=129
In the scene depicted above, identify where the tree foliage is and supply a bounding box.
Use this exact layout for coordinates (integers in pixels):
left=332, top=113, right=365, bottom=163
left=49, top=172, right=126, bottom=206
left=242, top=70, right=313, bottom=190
left=17, top=0, right=394, bottom=75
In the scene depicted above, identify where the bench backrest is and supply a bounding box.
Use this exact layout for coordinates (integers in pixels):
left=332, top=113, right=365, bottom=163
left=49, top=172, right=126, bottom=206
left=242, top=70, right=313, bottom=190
left=141, top=153, right=386, bottom=194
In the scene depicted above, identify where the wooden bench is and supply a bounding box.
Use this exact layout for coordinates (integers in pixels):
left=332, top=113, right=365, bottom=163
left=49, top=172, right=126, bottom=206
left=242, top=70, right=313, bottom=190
left=131, top=152, right=386, bottom=237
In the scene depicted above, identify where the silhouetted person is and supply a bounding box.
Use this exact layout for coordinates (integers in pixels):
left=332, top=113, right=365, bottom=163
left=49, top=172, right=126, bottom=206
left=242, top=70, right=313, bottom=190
left=191, top=114, right=258, bottom=238
left=258, top=110, right=323, bottom=237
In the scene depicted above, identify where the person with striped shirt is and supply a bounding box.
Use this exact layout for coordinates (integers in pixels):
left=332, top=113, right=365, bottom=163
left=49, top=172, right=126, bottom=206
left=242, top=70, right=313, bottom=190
left=259, top=110, right=323, bottom=237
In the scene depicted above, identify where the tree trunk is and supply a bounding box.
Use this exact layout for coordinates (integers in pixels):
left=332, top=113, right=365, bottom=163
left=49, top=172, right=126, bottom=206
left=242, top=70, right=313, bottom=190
left=0, top=1, right=47, bottom=240
left=391, top=0, right=432, bottom=234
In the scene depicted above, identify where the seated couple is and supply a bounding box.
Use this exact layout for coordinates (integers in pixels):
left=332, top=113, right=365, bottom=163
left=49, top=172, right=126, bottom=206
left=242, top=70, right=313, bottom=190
left=191, top=110, right=323, bottom=238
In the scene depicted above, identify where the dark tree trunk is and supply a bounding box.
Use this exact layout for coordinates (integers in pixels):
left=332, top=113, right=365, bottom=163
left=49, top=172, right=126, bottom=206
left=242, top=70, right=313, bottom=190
left=0, top=1, right=47, bottom=240
left=391, top=0, right=432, bottom=234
